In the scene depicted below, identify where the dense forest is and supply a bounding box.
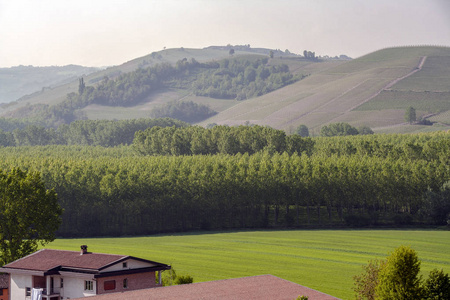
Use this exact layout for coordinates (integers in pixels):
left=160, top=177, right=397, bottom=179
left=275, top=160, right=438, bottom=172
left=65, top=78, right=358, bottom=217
left=0, top=129, right=448, bottom=237
left=191, top=57, right=302, bottom=100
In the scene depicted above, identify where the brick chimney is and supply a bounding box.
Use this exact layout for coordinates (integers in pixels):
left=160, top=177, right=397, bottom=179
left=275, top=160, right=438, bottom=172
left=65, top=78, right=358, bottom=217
left=80, top=245, right=88, bottom=255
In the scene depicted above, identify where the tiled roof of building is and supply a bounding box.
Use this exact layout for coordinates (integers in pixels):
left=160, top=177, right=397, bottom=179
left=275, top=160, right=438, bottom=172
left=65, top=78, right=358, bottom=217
left=2, top=249, right=126, bottom=272
left=74, top=274, right=341, bottom=300
left=1, top=247, right=170, bottom=275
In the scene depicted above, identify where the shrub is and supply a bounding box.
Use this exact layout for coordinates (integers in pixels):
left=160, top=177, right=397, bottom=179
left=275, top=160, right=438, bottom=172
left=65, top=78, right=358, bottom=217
left=175, top=275, right=194, bottom=285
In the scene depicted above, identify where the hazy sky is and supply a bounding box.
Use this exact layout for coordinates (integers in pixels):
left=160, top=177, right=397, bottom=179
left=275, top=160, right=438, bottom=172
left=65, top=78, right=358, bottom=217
left=1, top=0, right=449, bottom=67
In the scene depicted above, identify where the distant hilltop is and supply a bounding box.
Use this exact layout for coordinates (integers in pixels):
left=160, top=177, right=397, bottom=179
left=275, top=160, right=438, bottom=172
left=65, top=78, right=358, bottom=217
left=0, top=64, right=100, bottom=104
left=204, top=44, right=351, bottom=59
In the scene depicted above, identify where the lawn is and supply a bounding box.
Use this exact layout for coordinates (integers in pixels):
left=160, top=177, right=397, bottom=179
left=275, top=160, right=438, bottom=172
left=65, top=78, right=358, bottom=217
left=46, top=230, right=450, bottom=299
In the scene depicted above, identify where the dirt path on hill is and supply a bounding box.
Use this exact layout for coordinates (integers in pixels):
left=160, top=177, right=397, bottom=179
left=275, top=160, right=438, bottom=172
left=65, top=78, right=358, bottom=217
left=347, top=56, right=427, bottom=112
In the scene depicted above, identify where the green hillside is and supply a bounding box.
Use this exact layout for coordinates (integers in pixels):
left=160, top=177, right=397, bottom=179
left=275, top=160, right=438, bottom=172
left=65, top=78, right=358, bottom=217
left=0, top=47, right=268, bottom=114
left=2, top=46, right=449, bottom=134
left=0, top=65, right=99, bottom=104
left=202, top=46, right=450, bottom=134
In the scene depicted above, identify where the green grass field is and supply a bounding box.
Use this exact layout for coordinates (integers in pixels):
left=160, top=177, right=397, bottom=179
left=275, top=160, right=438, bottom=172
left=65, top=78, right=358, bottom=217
left=45, top=230, right=450, bottom=299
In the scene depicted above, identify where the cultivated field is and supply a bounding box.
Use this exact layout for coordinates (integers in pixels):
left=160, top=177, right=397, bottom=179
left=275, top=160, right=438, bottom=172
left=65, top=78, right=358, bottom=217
left=46, top=230, right=450, bottom=299
left=200, top=46, right=450, bottom=133
left=2, top=46, right=449, bottom=134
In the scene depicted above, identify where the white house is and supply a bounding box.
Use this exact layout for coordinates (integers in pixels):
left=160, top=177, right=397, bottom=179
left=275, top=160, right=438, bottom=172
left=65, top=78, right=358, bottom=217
left=0, top=245, right=170, bottom=300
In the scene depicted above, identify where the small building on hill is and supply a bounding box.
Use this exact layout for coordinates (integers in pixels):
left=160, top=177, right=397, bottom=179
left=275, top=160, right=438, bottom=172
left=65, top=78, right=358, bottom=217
left=73, top=274, right=340, bottom=300
left=0, top=245, right=170, bottom=300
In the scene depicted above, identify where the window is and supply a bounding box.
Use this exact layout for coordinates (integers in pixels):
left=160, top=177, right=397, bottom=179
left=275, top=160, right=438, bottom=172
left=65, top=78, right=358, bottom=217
left=123, top=278, right=128, bottom=289
left=84, top=280, right=93, bottom=291
left=0, top=288, right=3, bottom=295
left=104, top=280, right=116, bottom=291
left=122, top=262, right=127, bottom=268
left=26, top=287, right=31, bottom=296
left=61, top=278, right=64, bottom=288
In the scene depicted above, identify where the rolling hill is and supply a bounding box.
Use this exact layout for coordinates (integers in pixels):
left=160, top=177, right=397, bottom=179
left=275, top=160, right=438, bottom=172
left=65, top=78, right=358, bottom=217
left=0, top=64, right=99, bottom=104
left=200, top=46, right=450, bottom=134
left=1, top=45, right=449, bottom=134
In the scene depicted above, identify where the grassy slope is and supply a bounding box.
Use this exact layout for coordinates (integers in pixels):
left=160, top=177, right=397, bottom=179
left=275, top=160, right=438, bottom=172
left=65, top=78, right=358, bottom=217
left=0, top=48, right=260, bottom=116
left=0, top=65, right=99, bottom=104
left=2, top=46, right=449, bottom=134
left=200, top=46, right=450, bottom=133
left=46, top=230, right=450, bottom=299
left=80, top=57, right=314, bottom=120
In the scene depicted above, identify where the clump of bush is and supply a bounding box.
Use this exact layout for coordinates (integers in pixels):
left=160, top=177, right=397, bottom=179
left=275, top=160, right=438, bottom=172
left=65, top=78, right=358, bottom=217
left=160, top=267, right=194, bottom=286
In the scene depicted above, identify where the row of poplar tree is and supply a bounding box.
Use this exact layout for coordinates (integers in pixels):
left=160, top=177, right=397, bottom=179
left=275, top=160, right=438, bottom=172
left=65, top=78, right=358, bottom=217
left=0, top=128, right=448, bottom=237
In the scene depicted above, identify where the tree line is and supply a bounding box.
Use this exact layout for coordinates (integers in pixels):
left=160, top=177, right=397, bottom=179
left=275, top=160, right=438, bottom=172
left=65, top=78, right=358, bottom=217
left=0, top=118, right=187, bottom=147
left=133, top=125, right=315, bottom=156
left=0, top=130, right=448, bottom=237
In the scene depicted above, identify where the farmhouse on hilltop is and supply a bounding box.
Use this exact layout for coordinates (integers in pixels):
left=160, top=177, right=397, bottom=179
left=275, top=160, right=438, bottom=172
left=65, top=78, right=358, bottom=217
left=0, top=245, right=170, bottom=300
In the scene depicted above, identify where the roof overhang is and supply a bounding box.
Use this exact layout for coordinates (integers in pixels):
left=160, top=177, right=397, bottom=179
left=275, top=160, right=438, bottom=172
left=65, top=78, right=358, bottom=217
left=95, top=265, right=171, bottom=278
left=0, top=268, right=44, bottom=277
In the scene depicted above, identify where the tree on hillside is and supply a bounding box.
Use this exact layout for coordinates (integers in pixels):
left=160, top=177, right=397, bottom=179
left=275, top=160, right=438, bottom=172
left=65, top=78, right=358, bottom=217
left=78, top=77, right=85, bottom=95
left=405, top=106, right=416, bottom=124
left=0, top=168, right=62, bottom=265
left=358, top=126, right=374, bottom=135
left=295, top=124, right=309, bottom=137
left=269, top=50, right=274, bottom=59
left=303, top=50, right=316, bottom=59
left=320, top=122, right=358, bottom=137
left=229, top=49, right=235, bottom=55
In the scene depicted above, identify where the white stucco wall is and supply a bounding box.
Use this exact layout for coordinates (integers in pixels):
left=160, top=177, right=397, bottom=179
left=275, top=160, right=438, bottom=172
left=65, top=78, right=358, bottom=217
left=62, top=276, right=96, bottom=299
left=100, top=259, right=156, bottom=273
left=10, top=274, right=32, bottom=300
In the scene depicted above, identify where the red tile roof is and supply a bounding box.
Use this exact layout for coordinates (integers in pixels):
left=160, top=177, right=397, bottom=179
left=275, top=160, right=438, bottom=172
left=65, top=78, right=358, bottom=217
left=74, top=275, right=340, bottom=300
left=2, top=249, right=126, bottom=272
